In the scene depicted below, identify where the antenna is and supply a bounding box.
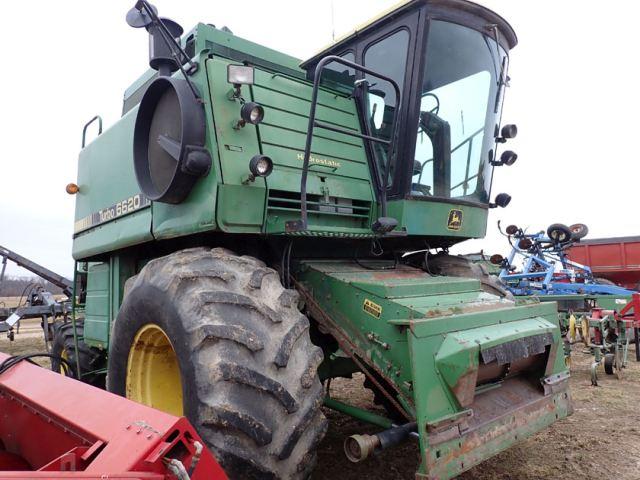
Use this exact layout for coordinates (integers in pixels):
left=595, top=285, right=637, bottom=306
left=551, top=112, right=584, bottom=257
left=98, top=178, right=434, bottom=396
left=331, top=0, right=336, bottom=42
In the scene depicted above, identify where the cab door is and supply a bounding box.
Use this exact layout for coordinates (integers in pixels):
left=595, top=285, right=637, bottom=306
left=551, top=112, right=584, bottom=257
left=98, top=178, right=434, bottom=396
left=351, top=8, right=424, bottom=200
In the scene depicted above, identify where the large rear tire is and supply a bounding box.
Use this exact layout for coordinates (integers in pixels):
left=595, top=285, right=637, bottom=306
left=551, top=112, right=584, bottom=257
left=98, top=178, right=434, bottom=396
left=51, top=321, right=106, bottom=388
left=107, top=247, right=327, bottom=479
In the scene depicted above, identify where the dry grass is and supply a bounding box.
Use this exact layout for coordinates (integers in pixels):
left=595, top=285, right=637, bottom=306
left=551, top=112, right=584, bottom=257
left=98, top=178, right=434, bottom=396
left=0, top=297, right=23, bottom=308
left=0, top=318, right=53, bottom=367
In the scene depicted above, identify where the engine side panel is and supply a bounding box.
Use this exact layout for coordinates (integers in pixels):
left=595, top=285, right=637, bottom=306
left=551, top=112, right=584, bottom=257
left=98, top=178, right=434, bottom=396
left=72, top=108, right=153, bottom=260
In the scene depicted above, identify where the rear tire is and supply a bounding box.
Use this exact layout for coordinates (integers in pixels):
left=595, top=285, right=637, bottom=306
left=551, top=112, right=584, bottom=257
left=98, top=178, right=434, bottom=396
left=107, top=247, right=327, bottom=479
left=51, top=321, right=106, bottom=388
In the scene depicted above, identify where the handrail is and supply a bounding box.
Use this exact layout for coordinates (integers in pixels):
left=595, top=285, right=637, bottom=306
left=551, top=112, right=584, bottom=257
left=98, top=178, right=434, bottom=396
left=81, top=115, right=103, bottom=148
left=287, top=55, right=402, bottom=232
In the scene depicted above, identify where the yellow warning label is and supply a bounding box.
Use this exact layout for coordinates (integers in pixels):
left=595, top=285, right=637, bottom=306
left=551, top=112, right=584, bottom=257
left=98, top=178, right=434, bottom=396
left=363, top=299, right=382, bottom=319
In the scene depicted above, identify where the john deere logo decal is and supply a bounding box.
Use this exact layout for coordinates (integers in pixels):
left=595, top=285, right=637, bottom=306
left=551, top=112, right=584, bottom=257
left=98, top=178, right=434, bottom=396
left=447, top=209, right=463, bottom=231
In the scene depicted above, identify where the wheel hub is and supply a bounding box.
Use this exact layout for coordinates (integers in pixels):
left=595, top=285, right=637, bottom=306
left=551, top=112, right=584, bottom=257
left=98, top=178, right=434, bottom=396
left=126, top=324, right=183, bottom=415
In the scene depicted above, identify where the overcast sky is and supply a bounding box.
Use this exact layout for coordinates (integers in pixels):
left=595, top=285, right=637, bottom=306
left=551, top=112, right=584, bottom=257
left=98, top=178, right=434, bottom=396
left=1, top=0, right=639, bottom=278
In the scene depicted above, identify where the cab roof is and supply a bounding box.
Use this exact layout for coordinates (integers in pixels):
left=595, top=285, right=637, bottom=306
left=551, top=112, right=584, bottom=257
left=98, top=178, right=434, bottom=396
left=301, top=0, right=517, bottom=68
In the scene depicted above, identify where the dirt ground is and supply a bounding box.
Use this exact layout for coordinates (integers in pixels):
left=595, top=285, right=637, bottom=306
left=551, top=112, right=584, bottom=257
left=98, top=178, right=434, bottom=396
left=315, top=345, right=640, bottom=480
left=1, top=325, right=639, bottom=479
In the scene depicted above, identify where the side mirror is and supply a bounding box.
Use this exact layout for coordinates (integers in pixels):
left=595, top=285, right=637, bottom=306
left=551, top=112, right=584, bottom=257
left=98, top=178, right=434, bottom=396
left=489, top=193, right=511, bottom=209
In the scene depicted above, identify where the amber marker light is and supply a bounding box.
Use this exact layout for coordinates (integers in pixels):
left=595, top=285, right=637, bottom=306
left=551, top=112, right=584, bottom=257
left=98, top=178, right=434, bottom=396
left=66, top=183, right=79, bottom=194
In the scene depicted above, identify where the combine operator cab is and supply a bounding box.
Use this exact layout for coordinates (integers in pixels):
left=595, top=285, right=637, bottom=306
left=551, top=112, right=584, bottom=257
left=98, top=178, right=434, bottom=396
left=297, top=0, right=517, bottom=242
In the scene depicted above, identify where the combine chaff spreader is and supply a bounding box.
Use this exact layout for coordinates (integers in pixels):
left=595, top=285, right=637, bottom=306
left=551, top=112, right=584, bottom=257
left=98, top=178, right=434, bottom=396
left=23, top=0, right=575, bottom=478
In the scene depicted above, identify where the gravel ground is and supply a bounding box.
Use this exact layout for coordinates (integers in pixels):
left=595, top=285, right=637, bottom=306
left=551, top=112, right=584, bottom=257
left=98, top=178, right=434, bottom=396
left=2, top=326, right=638, bottom=479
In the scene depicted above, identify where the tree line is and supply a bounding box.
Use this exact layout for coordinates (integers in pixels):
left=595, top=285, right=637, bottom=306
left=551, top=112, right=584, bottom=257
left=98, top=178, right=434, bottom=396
left=0, top=276, right=64, bottom=298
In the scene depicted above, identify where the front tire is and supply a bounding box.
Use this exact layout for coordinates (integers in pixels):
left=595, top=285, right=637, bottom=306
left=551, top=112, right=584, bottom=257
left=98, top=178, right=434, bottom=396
left=107, top=247, right=327, bottom=479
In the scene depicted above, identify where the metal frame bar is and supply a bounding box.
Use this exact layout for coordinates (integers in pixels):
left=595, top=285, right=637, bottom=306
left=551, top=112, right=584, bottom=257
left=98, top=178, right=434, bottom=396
left=71, top=263, right=83, bottom=381
left=0, top=245, right=73, bottom=297
left=499, top=231, right=636, bottom=296
left=291, top=55, right=402, bottom=231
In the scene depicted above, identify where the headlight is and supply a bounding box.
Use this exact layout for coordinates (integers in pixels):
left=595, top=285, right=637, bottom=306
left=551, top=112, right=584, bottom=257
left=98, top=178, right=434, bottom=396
left=227, top=65, right=255, bottom=85
left=249, top=155, right=273, bottom=177
left=241, top=102, right=265, bottom=125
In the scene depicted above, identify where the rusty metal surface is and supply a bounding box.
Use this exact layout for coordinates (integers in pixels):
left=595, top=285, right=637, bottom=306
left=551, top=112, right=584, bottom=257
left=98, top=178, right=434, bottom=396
left=423, top=376, right=572, bottom=479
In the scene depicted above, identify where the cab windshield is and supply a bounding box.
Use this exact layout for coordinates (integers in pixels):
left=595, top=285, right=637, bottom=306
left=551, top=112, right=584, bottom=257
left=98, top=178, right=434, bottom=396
left=411, top=20, right=508, bottom=204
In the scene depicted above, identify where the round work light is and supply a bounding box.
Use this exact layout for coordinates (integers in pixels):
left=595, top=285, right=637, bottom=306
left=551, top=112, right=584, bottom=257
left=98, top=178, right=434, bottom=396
left=240, top=102, right=265, bottom=125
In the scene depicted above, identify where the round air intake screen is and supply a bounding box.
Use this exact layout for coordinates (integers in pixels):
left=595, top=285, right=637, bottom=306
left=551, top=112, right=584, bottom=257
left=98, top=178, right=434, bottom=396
left=133, top=76, right=211, bottom=204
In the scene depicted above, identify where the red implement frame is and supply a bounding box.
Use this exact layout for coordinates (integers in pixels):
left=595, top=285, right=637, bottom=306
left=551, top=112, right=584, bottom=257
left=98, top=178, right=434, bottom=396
left=0, top=352, right=227, bottom=479
left=617, top=293, right=640, bottom=361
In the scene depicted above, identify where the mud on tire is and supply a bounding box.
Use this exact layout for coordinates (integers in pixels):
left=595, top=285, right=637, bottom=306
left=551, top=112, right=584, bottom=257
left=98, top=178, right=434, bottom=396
left=51, top=321, right=107, bottom=388
left=107, top=247, right=327, bottom=479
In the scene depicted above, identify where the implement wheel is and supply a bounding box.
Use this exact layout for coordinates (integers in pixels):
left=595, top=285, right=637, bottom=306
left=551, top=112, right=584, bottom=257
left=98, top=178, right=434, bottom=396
left=547, top=223, right=572, bottom=244
left=51, top=321, right=106, bottom=388
left=604, top=353, right=618, bottom=376
left=107, top=248, right=327, bottom=479
left=569, top=223, right=589, bottom=240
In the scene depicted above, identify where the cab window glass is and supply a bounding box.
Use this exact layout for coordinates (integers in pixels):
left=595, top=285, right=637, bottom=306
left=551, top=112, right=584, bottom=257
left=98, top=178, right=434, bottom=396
left=411, top=20, right=506, bottom=203
left=322, top=52, right=356, bottom=92
left=363, top=29, right=410, bottom=186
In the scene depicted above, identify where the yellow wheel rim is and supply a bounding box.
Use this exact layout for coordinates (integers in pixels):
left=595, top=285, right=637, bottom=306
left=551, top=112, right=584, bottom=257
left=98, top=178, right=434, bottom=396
left=126, top=324, right=183, bottom=416
left=60, top=348, right=69, bottom=375
left=568, top=314, right=576, bottom=342
left=581, top=317, right=590, bottom=346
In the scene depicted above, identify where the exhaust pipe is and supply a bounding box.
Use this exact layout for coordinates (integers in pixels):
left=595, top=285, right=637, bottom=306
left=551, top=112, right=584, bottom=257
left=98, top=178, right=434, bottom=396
left=344, top=422, right=417, bottom=463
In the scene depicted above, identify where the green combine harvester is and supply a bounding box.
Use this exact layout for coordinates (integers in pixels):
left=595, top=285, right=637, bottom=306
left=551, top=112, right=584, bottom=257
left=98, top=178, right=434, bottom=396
left=59, top=0, right=572, bottom=478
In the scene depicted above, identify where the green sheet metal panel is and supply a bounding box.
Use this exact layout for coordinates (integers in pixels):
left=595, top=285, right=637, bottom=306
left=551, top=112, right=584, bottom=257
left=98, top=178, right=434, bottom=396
left=84, top=262, right=110, bottom=347
left=216, top=184, right=266, bottom=232
left=387, top=199, right=488, bottom=239
left=71, top=108, right=153, bottom=260
left=202, top=57, right=266, bottom=234
left=250, top=67, right=375, bottom=234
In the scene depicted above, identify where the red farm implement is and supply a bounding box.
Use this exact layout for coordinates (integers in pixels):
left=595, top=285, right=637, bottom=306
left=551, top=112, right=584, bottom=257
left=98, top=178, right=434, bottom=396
left=576, top=293, right=640, bottom=385
left=567, top=236, right=640, bottom=290
left=0, top=352, right=227, bottom=479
